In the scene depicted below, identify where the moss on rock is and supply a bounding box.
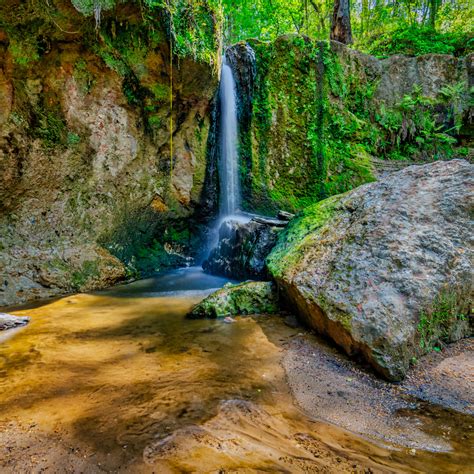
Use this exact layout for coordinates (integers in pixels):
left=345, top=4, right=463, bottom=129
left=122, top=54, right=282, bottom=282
left=188, top=281, right=279, bottom=319
left=267, top=193, right=345, bottom=278
left=238, top=36, right=470, bottom=215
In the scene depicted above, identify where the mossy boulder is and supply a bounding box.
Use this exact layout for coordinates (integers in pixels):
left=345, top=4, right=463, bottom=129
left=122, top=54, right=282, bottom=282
left=268, top=160, right=473, bottom=381
left=188, top=281, right=279, bottom=319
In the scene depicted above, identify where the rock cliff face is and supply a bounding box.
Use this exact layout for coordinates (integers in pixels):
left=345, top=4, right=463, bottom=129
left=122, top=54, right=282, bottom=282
left=230, top=36, right=473, bottom=215
left=267, top=160, right=473, bottom=380
left=0, top=1, right=220, bottom=306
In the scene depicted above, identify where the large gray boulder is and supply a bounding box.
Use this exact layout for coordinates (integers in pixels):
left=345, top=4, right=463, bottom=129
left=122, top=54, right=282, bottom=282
left=267, top=160, right=473, bottom=381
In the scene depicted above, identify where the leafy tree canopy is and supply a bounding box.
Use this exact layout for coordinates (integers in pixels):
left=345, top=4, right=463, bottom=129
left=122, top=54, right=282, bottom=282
left=221, top=0, right=473, bottom=56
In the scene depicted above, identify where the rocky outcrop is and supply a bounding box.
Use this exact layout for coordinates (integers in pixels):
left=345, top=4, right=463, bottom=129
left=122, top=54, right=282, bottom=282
left=188, top=281, right=279, bottom=318
left=267, top=160, right=473, bottom=381
left=235, top=36, right=473, bottom=215
left=203, top=216, right=287, bottom=279
left=0, top=1, right=220, bottom=306
left=0, top=313, right=29, bottom=331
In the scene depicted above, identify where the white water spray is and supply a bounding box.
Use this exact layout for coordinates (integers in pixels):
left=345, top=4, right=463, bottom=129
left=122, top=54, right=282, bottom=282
left=218, top=56, right=240, bottom=217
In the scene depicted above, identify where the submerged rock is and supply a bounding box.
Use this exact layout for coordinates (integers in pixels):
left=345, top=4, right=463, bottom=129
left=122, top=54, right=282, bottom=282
left=188, top=281, right=279, bottom=319
left=268, top=160, right=473, bottom=381
left=0, top=313, right=29, bottom=331
left=203, top=217, right=285, bottom=279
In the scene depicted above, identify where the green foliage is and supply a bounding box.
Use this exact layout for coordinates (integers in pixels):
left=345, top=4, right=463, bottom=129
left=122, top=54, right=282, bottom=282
left=222, top=0, right=313, bottom=43
left=148, top=114, right=163, bottom=129
left=70, top=0, right=221, bottom=67
left=143, top=0, right=222, bottom=68
left=417, top=289, right=471, bottom=353
left=73, top=59, right=95, bottom=94
left=222, top=0, right=473, bottom=55
left=376, top=85, right=459, bottom=160
left=35, top=108, right=68, bottom=148
left=361, top=26, right=472, bottom=57
left=150, top=83, right=170, bottom=102
left=67, top=132, right=81, bottom=146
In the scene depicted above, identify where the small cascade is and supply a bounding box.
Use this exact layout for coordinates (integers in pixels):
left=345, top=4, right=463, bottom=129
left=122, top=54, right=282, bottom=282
left=218, top=56, right=240, bottom=217
left=202, top=47, right=257, bottom=264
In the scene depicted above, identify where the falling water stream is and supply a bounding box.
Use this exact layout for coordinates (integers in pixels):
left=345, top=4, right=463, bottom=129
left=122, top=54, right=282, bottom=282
left=218, top=55, right=241, bottom=218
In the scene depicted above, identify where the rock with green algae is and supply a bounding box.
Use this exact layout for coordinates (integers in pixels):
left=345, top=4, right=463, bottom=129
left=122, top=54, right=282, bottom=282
left=188, top=281, right=279, bottom=319
left=203, top=217, right=286, bottom=280
left=267, top=160, right=473, bottom=381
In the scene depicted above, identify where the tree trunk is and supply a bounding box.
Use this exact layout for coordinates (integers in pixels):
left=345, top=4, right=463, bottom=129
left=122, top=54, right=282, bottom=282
left=429, top=0, right=440, bottom=29
left=330, top=0, right=353, bottom=44
left=361, top=0, right=368, bottom=37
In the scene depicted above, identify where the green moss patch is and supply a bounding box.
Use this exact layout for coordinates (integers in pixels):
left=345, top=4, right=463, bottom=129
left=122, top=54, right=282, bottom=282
left=72, top=260, right=100, bottom=288
left=188, top=281, right=279, bottom=318
left=417, top=287, right=472, bottom=353
left=267, top=193, right=345, bottom=278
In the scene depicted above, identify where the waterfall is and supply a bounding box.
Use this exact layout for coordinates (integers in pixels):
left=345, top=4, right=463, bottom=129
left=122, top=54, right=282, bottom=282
left=218, top=56, right=240, bottom=217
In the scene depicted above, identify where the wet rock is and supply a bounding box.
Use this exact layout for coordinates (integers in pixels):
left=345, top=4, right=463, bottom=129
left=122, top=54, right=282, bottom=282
left=0, top=313, right=29, bottom=331
left=277, top=210, right=296, bottom=221
left=0, top=244, right=126, bottom=307
left=188, top=281, right=279, bottom=319
left=252, top=216, right=289, bottom=227
left=226, top=42, right=256, bottom=124
left=203, top=217, right=284, bottom=279
left=268, top=160, right=473, bottom=381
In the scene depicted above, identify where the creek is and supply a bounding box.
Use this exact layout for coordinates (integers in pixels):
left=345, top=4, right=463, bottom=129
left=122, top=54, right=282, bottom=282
left=0, top=267, right=472, bottom=472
